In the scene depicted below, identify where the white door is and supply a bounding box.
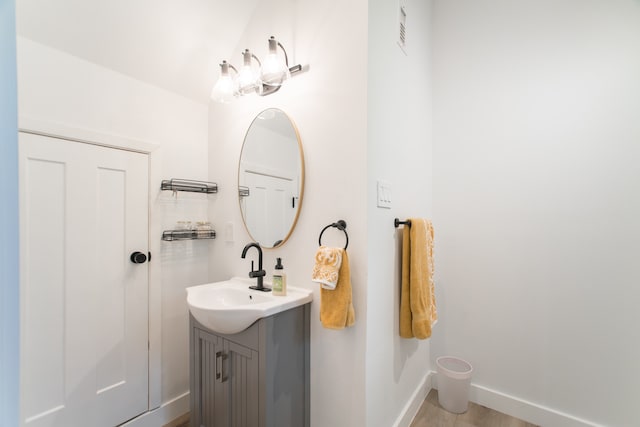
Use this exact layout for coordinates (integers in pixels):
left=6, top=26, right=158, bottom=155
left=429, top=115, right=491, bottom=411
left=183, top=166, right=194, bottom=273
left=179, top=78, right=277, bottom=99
left=19, top=133, right=149, bottom=427
left=244, top=171, right=295, bottom=247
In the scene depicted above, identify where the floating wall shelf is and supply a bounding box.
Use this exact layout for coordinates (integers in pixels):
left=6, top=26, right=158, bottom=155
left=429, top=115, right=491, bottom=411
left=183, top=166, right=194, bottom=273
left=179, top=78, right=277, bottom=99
left=161, top=179, right=218, bottom=194
left=161, top=178, right=217, bottom=242
left=162, top=230, right=217, bottom=241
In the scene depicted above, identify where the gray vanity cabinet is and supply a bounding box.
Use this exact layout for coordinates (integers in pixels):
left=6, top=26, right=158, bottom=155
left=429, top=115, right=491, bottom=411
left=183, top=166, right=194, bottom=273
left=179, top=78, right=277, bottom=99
left=190, top=303, right=310, bottom=427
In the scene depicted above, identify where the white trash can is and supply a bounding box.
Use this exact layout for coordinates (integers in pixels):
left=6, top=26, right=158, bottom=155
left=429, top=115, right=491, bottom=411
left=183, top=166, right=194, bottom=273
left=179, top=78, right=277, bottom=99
left=436, top=356, right=473, bottom=414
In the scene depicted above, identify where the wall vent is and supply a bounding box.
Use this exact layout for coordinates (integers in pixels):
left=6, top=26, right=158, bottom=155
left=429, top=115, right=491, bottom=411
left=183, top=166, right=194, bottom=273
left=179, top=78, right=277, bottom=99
left=398, top=5, right=407, bottom=54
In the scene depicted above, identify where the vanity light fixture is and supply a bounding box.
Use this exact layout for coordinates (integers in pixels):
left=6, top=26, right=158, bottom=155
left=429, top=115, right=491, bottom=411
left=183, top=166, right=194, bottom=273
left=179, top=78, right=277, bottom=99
left=210, top=36, right=304, bottom=102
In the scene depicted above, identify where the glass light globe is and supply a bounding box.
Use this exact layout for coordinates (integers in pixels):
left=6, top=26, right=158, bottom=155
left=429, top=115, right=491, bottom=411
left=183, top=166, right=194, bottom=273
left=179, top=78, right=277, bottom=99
left=210, top=61, right=237, bottom=103
left=236, top=66, right=258, bottom=95
left=210, top=75, right=236, bottom=103
left=236, top=50, right=260, bottom=95
left=260, top=37, right=290, bottom=87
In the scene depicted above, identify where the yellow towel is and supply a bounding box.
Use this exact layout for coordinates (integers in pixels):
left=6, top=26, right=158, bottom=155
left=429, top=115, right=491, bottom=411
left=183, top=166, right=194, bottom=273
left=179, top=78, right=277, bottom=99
left=400, top=218, right=437, bottom=339
left=319, top=249, right=355, bottom=329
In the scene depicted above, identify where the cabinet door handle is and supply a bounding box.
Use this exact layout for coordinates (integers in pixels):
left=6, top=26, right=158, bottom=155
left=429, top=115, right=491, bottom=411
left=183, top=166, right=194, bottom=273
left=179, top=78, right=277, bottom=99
left=215, top=351, right=222, bottom=381
left=220, top=352, right=228, bottom=383
left=215, top=351, right=228, bottom=383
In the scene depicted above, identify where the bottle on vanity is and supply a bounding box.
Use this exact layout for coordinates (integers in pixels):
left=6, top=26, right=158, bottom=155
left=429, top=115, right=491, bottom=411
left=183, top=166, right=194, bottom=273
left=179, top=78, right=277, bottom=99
left=272, top=258, right=287, bottom=296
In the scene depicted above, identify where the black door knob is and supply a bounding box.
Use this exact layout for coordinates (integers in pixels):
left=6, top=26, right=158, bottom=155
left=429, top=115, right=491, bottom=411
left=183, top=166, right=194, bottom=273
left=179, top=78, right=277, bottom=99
left=130, top=251, right=147, bottom=264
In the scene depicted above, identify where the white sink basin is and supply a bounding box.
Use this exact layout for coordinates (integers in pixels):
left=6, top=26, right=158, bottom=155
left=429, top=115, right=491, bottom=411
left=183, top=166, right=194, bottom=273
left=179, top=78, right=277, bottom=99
left=186, top=277, right=313, bottom=334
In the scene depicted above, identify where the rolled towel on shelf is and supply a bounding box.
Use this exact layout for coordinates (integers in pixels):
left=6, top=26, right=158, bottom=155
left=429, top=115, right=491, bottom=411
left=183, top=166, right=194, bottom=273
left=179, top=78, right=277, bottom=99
left=400, top=218, right=437, bottom=340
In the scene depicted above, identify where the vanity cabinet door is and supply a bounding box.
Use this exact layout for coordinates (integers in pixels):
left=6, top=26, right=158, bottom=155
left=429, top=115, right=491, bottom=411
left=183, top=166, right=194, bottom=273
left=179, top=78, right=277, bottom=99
left=224, top=340, right=259, bottom=427
left=192, top=328, right=228, bottom=427
left=191, top=327, right=259, bottom=427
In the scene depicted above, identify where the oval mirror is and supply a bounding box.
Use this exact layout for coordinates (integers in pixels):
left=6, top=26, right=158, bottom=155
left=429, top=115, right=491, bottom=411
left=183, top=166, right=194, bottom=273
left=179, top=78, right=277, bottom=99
left=238, top=108, right=305, bottom=248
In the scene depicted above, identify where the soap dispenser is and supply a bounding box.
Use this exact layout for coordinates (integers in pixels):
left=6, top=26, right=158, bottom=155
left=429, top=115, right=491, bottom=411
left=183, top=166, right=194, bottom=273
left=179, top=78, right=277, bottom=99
left=272, top=258, right=287, bottom=296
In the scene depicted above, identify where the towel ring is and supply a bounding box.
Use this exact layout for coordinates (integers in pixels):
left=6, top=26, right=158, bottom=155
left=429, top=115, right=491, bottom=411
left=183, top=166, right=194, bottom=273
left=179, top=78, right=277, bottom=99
left=318, top=220, right=349, bottom=250
left=394, top=218, right=412, bottom=228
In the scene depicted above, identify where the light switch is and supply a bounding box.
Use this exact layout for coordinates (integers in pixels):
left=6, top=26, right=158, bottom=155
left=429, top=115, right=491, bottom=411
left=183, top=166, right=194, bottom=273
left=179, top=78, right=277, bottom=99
left=377, top=180, right=392, bottom=209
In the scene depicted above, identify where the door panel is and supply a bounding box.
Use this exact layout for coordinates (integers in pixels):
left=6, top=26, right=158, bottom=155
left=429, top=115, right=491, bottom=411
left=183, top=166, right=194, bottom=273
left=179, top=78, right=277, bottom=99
left=227, top=341, right=258, bottom=427
left=96, top=167, right=127, bottom=394
left=244, top=171, right=295, bottom=247
left=19, top=133, right=149, bottom=427
left=194, top=329, right=227, bottom=427
left=21, top=158, right=66, bottom=423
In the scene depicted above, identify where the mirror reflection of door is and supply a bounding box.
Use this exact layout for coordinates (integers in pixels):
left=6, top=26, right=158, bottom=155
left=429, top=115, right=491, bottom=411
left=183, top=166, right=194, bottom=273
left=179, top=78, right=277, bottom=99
left=239, top=109, right=304, bottom=248
left=243, top=171, right=296, bottom=247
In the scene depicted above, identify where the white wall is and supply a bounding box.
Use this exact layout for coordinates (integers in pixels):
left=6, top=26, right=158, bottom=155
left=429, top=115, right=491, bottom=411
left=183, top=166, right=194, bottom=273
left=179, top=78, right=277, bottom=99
left=207, top=0, right=369, bottom=425
left=432, top=1, right=640, bottom=426
left=209, top=0, right=437, bottom=425
left=0, top=1, right=19, bottom=425
left=366, top=0, right=434, bottom=426
left=17, top=38, right=209, bottom=415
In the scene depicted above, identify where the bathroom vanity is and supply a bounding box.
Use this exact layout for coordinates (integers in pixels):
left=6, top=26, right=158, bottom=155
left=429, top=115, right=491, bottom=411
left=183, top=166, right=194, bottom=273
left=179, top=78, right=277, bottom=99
left=189, top=303, right=310, bottom=427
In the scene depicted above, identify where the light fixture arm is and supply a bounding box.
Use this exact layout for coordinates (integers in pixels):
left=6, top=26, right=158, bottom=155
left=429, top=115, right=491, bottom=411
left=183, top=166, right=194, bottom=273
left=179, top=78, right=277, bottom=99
left=275, top=39, right=289, bottom=68
left=221, top=60, right=238, bottom=75
left=242, top=50, right=261, bottom=68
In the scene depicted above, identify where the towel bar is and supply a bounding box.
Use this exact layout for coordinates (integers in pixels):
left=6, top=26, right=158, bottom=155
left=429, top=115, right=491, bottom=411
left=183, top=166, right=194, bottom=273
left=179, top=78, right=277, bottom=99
left=318, top=220, right=349, bottom=250
left=394, top=218, right=411, bottom=228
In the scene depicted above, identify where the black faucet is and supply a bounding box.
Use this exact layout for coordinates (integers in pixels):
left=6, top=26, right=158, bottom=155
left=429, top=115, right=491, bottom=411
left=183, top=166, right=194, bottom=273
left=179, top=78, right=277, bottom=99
left=241, top=242, right=270, bottom=292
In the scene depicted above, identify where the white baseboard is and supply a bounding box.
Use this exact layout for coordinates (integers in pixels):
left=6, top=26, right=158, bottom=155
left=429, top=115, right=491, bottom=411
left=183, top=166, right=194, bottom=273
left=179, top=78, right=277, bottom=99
left=123, top=377, right=604, bottom=427
left=428, top=372, right=603, bottom=427
left=121, top=392, right=190, bottom=427
left=468, top=383, right=603, bottom=427
left=393, top=371, right=435, bottom=427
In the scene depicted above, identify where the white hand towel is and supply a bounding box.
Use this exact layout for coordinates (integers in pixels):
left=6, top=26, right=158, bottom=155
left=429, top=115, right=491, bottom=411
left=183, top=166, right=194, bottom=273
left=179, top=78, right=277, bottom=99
left=311, top=246, right=343, bottom=290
